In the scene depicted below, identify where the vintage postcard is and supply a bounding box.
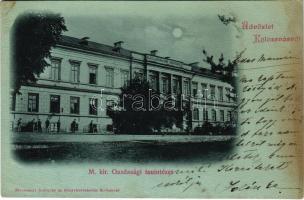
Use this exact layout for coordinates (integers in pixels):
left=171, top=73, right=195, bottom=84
left=1, top=1, right=303, bottom=198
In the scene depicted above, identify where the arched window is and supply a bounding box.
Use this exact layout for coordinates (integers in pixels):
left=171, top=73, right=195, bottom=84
left=220, top=110, right=225, bottom=122
left=193, top=108, right=199, bottom=120
left=211, top=109, right=217, bottom=121
left=203, top=108, right=208, bottom=121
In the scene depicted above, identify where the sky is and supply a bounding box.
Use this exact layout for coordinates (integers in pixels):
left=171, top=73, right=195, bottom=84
left=59, top=3, right=235, bottom=67
left=10, top=1, right=298, bottom=68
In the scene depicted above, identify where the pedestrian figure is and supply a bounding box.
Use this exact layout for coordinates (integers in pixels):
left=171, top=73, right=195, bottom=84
left=89, top=120, right=93, bottom=133
left=45, top=118, right=50, bottom=133
left=57, top=120, right=61, bottom=133
left=17, top=118, right=22, bottom=132
left=71, top=119, right=77, bottom=133
left=37, top=119, right=42, bottom=132
left=32, top=119, right=36, bottom=132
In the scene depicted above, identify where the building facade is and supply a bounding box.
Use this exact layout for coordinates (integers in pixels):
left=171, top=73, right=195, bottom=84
left=11, top=35, right=237, bottom=133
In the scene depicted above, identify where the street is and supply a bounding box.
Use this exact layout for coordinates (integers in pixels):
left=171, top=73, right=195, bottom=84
left=12, top=132, right=236, bottom=164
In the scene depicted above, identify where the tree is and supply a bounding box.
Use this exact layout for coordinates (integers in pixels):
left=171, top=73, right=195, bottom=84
left=11, top=12, right=67, bottom=94
left=202, top=49, right=237, bottom=88
left=107, top=78, right=186, bottom=134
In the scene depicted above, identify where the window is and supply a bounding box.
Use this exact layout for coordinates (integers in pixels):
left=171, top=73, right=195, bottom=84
left=89, top=65, right=97, bottom=84
left=89, top=98, right=98, bottom=115
left=183, top=80, right=190, bottom=96
left=162, top=75, right=170, bottom=94
left=105, top=67, right=114, bottom=87
left=28, top=93, right=39, bottom=112
left=227, top=111, right=234, bottom=122
left=71, top=61, right=80, bottom=83
left=201, top=83, right=207, bottom=98
left=211, top=109, right=217, bottom=121
left=218, top=87, right=223, bottom=101
left=50, top=95, right=60, bottom=113
left=106, top=99, right=116, bottom=116
left=172, top=76, right=180, bottom=94
left=149, top=71, right=158, bottom=91
left=234, top=111, right=237, bottom=122
left=134, top=70, right=144, bottom=80
left=203, top=108, right=208, bottom=121
left=210, top=85, right=215, bottom=99
left=220, top=110, right=225, bottom=122
left=50, top=58, right=61, bottom=80
left=227, top=111, right=231, bottom=121
left=70, top=97, right=80, bottom=114
left=193, top=108, right=199, bottom=120
left=226, top=87, right=231, bottom=102
left=121, top=70, right=129, bottom=86
left=10, top=94, right=15, bottom=111
left=192, top=82, right=198, bottom=97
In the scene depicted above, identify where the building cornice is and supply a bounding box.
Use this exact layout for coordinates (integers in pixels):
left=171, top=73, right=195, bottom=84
left=23, top=82, right=120, bottom=96
left=55, top=44, right=131, bottom=62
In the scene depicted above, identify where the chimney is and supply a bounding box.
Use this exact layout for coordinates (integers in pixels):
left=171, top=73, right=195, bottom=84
left=189, top=62, right=199, bottom=67
left=79, top=37, right=90, bottom=45
left=150, top=50, right=158, bottom=56
left=114, top=41, right=124, bottom=49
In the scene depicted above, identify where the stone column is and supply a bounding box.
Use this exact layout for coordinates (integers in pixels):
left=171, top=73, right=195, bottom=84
left=158, top=72, right=161, bottom=93
left=169, top=74, right=173, bottom=94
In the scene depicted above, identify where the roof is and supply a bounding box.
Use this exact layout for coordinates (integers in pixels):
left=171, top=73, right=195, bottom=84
left=191, top=65, right=224, bottom=79
left=58, top=35, right=132, bottom=58
left=57, top=35, right=225, bottom=80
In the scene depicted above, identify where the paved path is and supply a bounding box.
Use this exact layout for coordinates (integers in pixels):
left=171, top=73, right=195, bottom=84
left=12, top=132, right=235, bottom=144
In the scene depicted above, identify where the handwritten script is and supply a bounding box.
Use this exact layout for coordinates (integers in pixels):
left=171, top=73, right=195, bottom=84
left=151, top=54, right=302, bottom=197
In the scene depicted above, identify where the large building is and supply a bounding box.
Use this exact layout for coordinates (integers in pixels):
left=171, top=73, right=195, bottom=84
left=11, top=35, right=237, bottom=133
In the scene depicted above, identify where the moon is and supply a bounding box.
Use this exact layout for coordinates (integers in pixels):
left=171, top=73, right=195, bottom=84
left=172, top=28, right=183, bottom=38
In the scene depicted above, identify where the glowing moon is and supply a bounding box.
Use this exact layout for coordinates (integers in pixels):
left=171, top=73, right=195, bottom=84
left=172, top=28, right=183, bottom=38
